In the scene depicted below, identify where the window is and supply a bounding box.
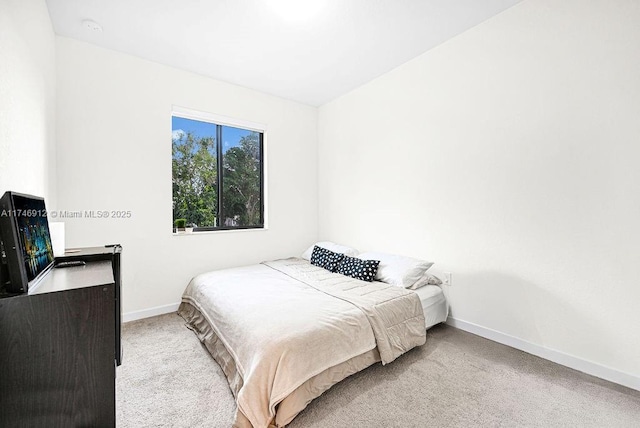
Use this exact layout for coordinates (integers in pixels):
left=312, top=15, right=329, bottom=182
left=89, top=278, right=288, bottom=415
left=172, top=109, right=265, bottom=231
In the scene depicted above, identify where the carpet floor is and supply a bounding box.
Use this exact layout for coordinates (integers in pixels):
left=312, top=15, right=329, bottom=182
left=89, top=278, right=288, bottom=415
left=116, top=313, right=640, bottom=427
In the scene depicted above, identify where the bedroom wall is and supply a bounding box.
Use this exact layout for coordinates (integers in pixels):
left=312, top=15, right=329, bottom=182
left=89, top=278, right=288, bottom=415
left=55, top=37, right=318, bottom=316
left=318, top=0, right=640, bottom=384
left=0, top=0, right=57, bottom=204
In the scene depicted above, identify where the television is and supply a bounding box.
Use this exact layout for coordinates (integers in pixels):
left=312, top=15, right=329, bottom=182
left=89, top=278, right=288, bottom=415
left=0, top=191, right=55, bottom=293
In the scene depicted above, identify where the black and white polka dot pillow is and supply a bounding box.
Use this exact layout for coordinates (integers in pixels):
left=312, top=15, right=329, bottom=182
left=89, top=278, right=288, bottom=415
left=337, top=255, right=380, bottom=282
left=310, top=245, right=345, bottom=272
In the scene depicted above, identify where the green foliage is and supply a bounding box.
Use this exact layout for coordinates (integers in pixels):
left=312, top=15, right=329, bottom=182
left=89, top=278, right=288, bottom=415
left=172, top=132, right=218, bottom=227
left=172, top=130, right=262, bottom=229
left=174, top=218, right=187, bottom=228
left=222, top=132, right=262, bottom=226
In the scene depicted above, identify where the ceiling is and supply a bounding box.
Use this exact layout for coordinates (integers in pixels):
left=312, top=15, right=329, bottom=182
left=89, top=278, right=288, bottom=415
left=46, top=0, right=523, bottom=106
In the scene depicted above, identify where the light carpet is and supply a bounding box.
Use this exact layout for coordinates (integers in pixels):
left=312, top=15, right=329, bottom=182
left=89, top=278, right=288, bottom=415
left=116, top=313, right=640, bottom=427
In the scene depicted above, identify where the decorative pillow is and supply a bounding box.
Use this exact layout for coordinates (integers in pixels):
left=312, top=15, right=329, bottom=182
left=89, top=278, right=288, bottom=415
left=301, top=241, right=359, bottom=261
left=310, top=246, right=345, bottom=272
left=336, top=255, right=380, bottom=282
left=408, top=272, right=442, bottom=290
left=357, top=251, right=434, bottom=288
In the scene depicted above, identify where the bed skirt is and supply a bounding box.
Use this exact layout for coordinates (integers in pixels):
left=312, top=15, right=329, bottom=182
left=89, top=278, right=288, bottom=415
left=178, top=302, right=381, bottom=427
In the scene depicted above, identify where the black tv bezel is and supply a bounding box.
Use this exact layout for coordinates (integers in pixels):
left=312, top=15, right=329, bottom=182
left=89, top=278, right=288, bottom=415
left=0, top=191, right=55, bottom=294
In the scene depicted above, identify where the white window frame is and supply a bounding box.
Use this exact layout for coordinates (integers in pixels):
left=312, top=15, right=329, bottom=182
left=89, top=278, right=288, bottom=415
left=171, top=105, right=268, bottom=233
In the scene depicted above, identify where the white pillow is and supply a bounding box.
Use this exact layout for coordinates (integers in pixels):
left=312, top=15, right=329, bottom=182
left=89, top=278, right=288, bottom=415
left=408, top=272, right=442, bottom=290
left=301, top=241, right=359, bottom=261
left=357, top=251, right=433, bottom=288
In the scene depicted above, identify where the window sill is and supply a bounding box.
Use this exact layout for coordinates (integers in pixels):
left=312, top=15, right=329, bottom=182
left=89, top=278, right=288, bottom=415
left=172, top=227, right=268, bottom=236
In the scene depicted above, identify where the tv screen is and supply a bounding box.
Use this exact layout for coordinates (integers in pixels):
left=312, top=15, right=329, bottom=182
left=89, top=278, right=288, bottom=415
left=0, top=192, right=54, bottom=292
left=12, top=194, right=54, bottom=282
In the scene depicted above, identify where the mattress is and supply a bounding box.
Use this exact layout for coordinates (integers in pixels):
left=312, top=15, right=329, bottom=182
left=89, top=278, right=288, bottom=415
left=413, top=285, right=449, bottom=329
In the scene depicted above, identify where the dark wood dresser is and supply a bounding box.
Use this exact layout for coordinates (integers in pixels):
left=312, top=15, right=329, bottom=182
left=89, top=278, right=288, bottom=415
left=0, top=248, right=121, bottom=427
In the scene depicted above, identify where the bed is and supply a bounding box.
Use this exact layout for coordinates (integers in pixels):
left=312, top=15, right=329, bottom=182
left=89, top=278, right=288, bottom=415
left=179, top=253, right=448, bottom=428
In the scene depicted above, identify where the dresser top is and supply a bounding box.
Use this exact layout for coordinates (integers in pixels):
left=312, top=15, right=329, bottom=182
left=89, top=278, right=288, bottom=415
left=29, top=261, right=114, bottom=295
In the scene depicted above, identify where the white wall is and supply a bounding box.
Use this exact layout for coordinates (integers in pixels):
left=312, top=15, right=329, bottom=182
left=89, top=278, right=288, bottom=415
left=0, top=0, right=56, bottom=203
left=56, top=37, right=318, bottom=315
left=318, top=0, right=640, bottom=380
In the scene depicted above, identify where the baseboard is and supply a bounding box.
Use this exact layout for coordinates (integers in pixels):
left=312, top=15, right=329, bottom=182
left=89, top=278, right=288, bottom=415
left=123, top=302, right=180, bottom=323
left=446, top=317, right=639, bottom=392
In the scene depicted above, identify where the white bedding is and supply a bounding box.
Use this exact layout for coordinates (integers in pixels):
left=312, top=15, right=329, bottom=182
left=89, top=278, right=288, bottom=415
left=413, top=285, right=449, bottom=329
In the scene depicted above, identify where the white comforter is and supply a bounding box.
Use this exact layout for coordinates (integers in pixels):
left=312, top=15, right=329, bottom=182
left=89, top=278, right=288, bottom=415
left=181, top=258, right=426, bottom=428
